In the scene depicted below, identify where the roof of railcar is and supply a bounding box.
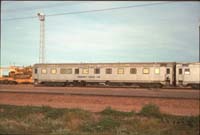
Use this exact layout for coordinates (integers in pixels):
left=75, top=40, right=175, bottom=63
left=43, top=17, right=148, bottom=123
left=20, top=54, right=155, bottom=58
left=34, top=62, right=178, bottom=66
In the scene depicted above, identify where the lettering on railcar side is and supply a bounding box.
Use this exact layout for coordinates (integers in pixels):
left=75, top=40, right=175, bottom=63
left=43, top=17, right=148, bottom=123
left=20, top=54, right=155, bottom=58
left=77, top=76, right=100, bottom=78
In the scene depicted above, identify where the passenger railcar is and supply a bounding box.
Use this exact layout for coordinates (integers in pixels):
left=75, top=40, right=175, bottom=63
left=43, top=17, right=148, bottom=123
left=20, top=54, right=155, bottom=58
left=176, top=62, right=200, bottom=89
left=33, top=62, right=176, bottom=88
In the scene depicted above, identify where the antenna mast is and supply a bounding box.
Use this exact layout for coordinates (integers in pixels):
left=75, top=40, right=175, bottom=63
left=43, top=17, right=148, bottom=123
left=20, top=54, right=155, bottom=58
left=37, top=13, right=45, bottom=63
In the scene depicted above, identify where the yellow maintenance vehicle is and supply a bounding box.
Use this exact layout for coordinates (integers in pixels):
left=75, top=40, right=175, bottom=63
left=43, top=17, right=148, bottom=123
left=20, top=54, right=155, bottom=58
left=0, top=66, right=33, bottom=84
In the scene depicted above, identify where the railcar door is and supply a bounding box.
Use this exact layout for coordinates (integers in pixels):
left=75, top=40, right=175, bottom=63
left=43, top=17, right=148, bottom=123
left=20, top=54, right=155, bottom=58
left=33, top=67, right=39, bottom=85
left=177, top=68, right=184, bottom=85
left=165, top=68, right=171, bottom=85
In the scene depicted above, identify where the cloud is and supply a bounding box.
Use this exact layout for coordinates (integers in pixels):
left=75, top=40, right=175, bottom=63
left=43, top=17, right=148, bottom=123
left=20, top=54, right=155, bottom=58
left=1, top=1, right=200, bottom=66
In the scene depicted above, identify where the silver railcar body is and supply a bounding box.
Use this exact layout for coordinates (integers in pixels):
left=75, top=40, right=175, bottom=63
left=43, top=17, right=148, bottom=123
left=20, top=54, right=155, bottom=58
left=176, top=62, right=200, bottom=88
left=33, top=62, right=176, bottom=87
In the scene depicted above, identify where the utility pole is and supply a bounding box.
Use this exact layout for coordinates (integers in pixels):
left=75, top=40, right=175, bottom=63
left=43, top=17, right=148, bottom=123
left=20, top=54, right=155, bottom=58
left=37, top=13, right=45, bottom=63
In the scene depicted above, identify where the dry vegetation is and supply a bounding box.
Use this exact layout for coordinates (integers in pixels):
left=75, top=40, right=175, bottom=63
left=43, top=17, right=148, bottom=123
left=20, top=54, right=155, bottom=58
left=0, top=104, right=199, bottom=135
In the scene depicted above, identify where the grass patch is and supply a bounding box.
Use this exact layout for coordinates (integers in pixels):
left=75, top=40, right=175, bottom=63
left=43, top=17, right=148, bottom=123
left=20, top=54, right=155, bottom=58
left=42, top=106, right=65, bottom=119
left=0, top=104, right=199, bottom=135
left=82, top=117, right=120, bottom=132
left=100, top=107, right=135, bottom=117
left=0, top=104, right=42, bottom=120
left=161, top=114, right=200, bottom=128
left=139, top=103, right=161, bottom=118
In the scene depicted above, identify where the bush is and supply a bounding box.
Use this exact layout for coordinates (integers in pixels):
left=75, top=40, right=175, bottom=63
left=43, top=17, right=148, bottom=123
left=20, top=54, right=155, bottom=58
left=0, top=105, right=42, bottom=120
left=162, top=114, right=200, bottom=128
left=45, top=108, right=65, bottom=119
left=101, top=107, right=135, bottom=117
left=184, top=115, right=200, bottom=128
left=140, top=104, right=161, bottom=118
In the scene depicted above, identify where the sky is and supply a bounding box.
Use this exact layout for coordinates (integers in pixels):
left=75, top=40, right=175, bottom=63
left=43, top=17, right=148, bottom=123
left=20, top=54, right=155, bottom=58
left=1, top=1, right=200, bottom=67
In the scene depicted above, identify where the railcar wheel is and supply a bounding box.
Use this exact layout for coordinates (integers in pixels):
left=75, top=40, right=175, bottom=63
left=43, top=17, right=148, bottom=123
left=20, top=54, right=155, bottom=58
left=60, top=82, right=66, bottom=87
left=65, top=81, right=69, bottom=86
left=138, top=83, right=163, bottom=88
left=80, top=81, right=86, bottom=86
left=153, top=83, right=163, bottom=88
left=34, top=79, right=39, bottom=86
left=73, top=80, right=79, bottom=86
left=105, top=81, right=110, bottom=86
left=190, top=84, right=200, bottom=89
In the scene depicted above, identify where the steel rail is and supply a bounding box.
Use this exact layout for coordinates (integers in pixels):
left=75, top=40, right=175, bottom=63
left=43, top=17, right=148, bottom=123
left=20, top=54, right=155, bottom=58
left=0, top=90, right=198, bottom=100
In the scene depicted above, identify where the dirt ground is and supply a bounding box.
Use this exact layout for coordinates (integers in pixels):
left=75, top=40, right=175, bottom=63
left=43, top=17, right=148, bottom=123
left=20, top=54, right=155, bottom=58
left=0, top=93, right=199, bottom=116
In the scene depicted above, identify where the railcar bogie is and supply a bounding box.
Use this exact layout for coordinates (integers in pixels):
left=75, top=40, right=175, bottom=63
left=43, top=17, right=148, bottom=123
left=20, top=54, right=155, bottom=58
left=189, top=84, right=200, bottom=89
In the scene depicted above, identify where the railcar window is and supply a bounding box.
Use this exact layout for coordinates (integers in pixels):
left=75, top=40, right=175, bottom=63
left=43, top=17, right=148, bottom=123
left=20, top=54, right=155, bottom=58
left=106, top=68, right=112, bottom=74
left=75, top=69, right=79, bottom=74
left=117, top=68, right=124, bottom=74
left=179, top=69, right=182, bottom=75
left=184, top=68, right=190, bottom=75
left=51, top=69, right=57, bottom=74
left=155, top=68, right=160, bottom=74
left=34, top=68, right=38, bottom=74
left=60, top=68, right=72, bottom=74
left=82, top=68, right=89, bottom=74
left=130, top=68, right=137, bottom=74
left=143, top=68, right=149, bottom=74
left=41, top=69, right=47, bottom=74
left=94, top=68, right=100, bottom=74
left=166, top=68, right=170, bottom=74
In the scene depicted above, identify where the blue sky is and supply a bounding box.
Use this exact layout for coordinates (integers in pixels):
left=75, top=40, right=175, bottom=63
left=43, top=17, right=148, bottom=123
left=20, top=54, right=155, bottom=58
left=1, top=1, right=200, bottom=67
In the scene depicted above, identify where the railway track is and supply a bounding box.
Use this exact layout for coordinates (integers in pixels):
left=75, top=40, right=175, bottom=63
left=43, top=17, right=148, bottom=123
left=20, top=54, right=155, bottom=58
left=85, top=86, right=195, bottom=90
left=0, top=87, right=200, bottom=100
left=0, top=91, right=197, bottom=100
